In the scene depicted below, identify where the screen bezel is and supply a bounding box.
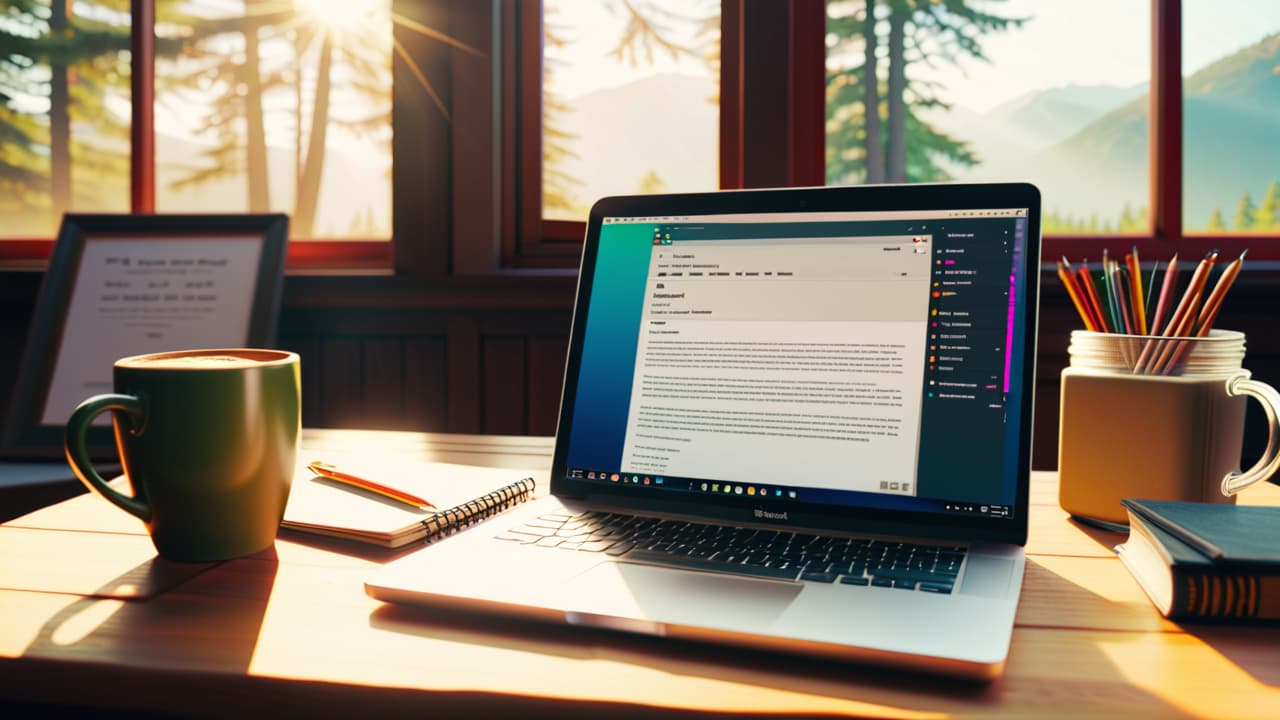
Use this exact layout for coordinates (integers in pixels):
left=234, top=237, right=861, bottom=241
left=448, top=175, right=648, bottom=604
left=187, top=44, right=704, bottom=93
left=550, top=183, right=1040, bottom=547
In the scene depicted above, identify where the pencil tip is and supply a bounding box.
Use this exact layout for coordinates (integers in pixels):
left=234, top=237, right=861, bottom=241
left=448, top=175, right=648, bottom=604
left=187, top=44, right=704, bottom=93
left=1240, top=248, right=1249, bottom=260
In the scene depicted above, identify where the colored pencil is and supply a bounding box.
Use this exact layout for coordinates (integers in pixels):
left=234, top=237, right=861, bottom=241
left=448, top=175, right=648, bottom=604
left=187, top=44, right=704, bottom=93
left=1113, top=262, right=1134, bottom=334
left=1149, top=290, right=1203, bottom=374
left=1101, top=249, right=1118, bottom=331
left=1158, top=251, right=1216, bottom=339
left=1139, top=252, right=1217, bottom=373
left=1126, top=249, right=1147, bottom=334
left=1149, top=253, right=1179, bottom=334
left=1192, top=249, right=1246, bottom=336
left=1077, top=259, right=1109, bottom=333
left=1145, top=260, right=1160, bottom=330
left=1157, top=250, right=1247, bottom=375
left=1058, top=259, right=1098, bottom=332
left=1062, top=247, right=1247, bottom=374
left=1063, top=257, right=1104, bottom=332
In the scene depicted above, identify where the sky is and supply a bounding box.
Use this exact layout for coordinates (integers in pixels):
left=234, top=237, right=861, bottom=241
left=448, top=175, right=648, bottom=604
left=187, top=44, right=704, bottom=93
left=547, top=0, right=718, bottom=101
left=550, top=0, right=1280, bottom=113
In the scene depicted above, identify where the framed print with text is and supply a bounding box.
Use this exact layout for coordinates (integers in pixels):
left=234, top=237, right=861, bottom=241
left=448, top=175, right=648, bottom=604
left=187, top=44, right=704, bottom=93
left=3, top=214, right=289, bottom=458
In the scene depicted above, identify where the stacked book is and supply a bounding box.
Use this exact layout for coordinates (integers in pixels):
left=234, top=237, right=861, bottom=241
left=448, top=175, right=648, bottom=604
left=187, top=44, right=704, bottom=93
left=1116, top=499, right=1280, bottom=622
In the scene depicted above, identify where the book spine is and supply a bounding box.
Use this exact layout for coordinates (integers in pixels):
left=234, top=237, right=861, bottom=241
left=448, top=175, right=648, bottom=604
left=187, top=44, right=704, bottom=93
left=1169, top=569, right=1280, bottom=620
left=418, top=477, right=536, bottom=543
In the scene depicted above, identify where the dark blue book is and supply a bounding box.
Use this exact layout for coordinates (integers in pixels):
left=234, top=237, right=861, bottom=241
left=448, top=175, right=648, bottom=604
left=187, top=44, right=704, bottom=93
left=1116, top=499, right=1280, bottom=621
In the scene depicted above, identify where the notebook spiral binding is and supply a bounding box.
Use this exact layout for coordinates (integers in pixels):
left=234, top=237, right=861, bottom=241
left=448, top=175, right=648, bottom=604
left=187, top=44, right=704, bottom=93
left=418, top=477, right=536, bottom=543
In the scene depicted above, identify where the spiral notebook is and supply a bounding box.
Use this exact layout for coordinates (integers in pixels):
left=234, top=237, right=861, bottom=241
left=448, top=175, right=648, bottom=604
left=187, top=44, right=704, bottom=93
left=282, top=460, right=537, bottom=549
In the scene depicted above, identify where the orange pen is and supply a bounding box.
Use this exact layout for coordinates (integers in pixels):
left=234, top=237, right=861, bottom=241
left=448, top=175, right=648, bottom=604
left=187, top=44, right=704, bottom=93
left=308, top=461, right=437, bottom=509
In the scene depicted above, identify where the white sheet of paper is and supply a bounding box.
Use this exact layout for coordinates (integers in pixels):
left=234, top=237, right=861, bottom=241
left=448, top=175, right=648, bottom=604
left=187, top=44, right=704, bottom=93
left=283, top=456, right=539, bottom=536
left=41, top=236, right=263, bottom=426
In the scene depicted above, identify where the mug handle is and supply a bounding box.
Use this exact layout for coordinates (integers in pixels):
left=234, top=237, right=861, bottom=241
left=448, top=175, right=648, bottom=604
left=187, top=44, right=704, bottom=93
left=1222, top=372, right=1280, bottom=496
left=64, top=393, right=151, bottom=522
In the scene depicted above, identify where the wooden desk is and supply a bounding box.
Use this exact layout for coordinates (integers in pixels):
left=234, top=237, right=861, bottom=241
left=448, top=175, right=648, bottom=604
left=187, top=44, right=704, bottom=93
left=2, top=430, right=1278, bottom=718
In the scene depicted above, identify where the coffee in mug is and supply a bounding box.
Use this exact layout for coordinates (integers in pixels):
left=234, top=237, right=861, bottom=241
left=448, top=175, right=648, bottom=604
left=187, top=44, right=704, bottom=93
left=65, top=348, right=301, bottom=562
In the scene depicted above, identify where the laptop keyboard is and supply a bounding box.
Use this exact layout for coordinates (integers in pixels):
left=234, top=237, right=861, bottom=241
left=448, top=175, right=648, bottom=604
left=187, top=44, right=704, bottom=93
left=497, top=511, right=966, bottom=594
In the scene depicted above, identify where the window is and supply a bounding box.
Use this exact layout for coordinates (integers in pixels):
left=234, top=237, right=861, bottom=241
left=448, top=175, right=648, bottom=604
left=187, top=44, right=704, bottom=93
left=0, top=0, right=132, bottom=238
left=1182, top=0, right=1280, bottom=235
left=154, top=1, right=393, bottom=240
left=541, top=1, right=720, bottom=222
left=7, top=2, right=1276, bottom=270
left=518, top=0, right=1277, bottom=268
left=825, top=0, right=1150, bottom=235
left=1, top=0, right=409, bottom=270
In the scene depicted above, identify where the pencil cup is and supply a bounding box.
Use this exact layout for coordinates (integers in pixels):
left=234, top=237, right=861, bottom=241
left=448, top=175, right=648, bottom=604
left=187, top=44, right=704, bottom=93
left=1058, top=330, right=1280, bottom=527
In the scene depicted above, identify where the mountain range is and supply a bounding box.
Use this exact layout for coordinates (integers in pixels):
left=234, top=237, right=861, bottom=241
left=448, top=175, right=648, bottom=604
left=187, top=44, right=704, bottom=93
left=556, top=32, right=1280, bottom=230
left=971, top=31, right=1280, bottom=228
left=555, top=74, right=718, bottom=216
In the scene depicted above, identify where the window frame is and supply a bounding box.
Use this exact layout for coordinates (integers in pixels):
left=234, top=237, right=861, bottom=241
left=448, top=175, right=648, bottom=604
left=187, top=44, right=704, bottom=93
left=3, top=0, right=1276, bottom=272
left=0, top=0, right=398, bottom=273
left=503, top=0, right=827, bottom=267
left=509, top=0, right=1279, bottom=266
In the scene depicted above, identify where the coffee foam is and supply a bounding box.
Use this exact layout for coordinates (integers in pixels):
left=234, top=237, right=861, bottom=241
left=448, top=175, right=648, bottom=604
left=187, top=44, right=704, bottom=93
left=119, top=349, right=291, bottom=370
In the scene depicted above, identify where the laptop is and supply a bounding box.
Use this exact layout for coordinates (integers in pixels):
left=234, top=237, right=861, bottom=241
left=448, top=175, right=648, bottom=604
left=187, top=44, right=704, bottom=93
left=367, top=182, right=1040, bottom=680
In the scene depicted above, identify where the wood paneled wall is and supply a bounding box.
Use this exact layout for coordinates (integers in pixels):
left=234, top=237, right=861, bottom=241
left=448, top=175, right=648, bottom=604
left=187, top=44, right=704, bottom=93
left=276, top=305, right=571, bottom=436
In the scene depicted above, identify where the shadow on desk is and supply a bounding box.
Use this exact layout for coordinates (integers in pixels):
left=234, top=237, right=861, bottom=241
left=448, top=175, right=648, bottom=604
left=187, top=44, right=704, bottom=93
left=22, top=548, right=278, bottom=672
left=0, top=478, right=86, bottom=524
left=366, top=577, right=1242, bottom=717
left=370, top=603, right=1077, bottom=715
left=1065, top=515, right=1129, bottom=553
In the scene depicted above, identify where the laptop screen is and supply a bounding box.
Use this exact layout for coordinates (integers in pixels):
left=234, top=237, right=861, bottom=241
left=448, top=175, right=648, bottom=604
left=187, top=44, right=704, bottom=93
left=552, top=185, right=1039, bottom=542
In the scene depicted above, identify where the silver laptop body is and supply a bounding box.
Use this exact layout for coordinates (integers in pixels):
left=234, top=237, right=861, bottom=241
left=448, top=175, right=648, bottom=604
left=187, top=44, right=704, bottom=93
left=368, top=183, right=1041, bottom=681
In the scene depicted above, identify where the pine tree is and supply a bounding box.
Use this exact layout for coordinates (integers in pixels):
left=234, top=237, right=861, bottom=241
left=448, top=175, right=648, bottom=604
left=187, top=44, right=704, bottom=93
left=1118, top=203, right=1135, bottom=232
left=1232, top=191, right=1256, bottom=230
left=1206, top=208, right=1226, bottom=231
left=0, top=0, right=136, bottom=234
left=162, top=2, right=394, bottom=237
left=636, top=170, right=667, bottom=194
left=825, top=0, right=1022, bottom=184
left=1254, top=180, right=1280, bottom=230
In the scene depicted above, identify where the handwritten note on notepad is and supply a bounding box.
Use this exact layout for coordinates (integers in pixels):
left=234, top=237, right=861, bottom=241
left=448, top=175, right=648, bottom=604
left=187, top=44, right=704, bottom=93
left=281, top=458, right=538, bottom=549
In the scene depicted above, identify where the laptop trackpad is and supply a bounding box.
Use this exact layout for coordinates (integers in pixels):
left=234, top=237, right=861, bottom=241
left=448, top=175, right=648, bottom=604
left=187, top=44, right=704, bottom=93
left=959, top=553, right=1014, bottom=598
left=551, top=561, right=803, bottom=633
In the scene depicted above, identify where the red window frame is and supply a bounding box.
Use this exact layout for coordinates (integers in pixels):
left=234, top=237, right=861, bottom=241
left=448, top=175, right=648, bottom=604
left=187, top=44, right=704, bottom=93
left=0, top=0, right=394, bottom=272
left=510, top=0, right=1278, bottom=266
left=5, top=1, right=1275, bottom=270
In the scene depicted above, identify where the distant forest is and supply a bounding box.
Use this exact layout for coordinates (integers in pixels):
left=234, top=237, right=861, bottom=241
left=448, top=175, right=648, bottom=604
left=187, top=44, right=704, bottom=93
left=1043, top=180, right=1280, bottom=234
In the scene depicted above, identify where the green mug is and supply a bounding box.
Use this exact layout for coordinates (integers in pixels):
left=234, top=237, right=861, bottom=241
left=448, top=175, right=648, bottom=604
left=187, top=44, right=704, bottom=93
left=65, top=348, right=301, bottom=562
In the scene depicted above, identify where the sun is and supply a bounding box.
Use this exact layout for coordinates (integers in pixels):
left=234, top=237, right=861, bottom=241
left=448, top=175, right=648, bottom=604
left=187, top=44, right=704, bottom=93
left=296, top=0, right=385, bottom=35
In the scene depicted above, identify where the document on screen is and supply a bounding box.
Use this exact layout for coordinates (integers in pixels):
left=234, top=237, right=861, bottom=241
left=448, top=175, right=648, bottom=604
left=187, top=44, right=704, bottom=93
left=620, top=233, right=931, bottom=495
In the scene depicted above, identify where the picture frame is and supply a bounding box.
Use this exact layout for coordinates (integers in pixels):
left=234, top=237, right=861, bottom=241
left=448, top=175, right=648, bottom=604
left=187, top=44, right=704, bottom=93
left=3, top=214, right=289, bottom=459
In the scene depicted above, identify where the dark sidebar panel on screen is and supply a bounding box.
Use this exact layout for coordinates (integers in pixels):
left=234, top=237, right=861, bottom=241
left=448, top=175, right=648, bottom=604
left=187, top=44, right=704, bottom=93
left=913, top=216, right=1028, bottom=511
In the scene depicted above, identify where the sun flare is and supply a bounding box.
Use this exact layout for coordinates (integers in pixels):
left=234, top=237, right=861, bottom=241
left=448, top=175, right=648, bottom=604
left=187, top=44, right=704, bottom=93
left=297, top=0, right=385, bottom=34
